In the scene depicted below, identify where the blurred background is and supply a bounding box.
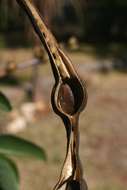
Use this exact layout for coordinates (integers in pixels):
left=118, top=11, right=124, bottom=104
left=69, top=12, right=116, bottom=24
left=0, top=0, right=127, bottom=190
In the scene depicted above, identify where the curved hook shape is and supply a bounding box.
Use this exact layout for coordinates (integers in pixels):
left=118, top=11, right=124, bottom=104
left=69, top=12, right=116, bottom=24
left=16, top=0, right=88, bottom=189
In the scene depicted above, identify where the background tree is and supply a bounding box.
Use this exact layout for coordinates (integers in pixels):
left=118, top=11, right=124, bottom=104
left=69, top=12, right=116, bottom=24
left=1, top=0, right=127, bottom=46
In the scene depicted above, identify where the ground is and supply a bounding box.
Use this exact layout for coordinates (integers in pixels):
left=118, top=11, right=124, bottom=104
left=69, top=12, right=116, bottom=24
left=0, top=49, right=127, bottom=190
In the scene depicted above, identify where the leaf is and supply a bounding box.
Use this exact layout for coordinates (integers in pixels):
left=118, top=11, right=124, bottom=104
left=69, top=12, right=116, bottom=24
left=0, top=92, right=12, bottom=112
left=0, top=135, right=46, bottom=161
left=0, top=154, right=19, bottom=183
left=0, top=154, right=19, bottom=190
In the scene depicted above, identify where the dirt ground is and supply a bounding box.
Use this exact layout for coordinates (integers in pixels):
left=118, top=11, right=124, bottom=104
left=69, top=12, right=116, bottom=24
left=0, top=49, right=127, bottom=190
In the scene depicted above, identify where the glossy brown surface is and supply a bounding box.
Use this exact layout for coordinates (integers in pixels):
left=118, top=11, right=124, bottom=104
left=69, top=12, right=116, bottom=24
left=16, top=0, right=88, bottom=189
left=58, top=84, right=75, bottom=115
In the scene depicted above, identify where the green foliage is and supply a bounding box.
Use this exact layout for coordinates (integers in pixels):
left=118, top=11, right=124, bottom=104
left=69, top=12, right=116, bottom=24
left=0, top=135, right=46, bottom=160
left=0, top=92, right=46, bottom=190
left=0, top=135, right=46, bottom=190
left=0, top=155, right=19, bottom=190
left=0, top=92, right=12, bottom=112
